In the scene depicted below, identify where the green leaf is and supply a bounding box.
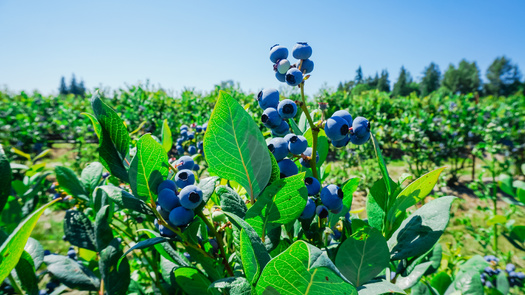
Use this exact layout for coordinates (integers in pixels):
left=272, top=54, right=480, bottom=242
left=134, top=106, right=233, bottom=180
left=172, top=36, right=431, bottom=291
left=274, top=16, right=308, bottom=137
left=329, top=178, right=360, bottom=227
left=335, top=226, right=390, bottom=287
left=24, top=238, right=44, bottom=271
left=268, top=151, right=281, bottom=185
left=185, top=246, right=224, bottom=282
left=256, top=240, right=357, bottom=295
left=209, top=277, right=250, bottom=294
left=161, top=119, right=173, bottom=153
left=80, top=162, right=104, bottom=194
left=63, top=210, right=97, bottom=251
left=196, top=176, right=219, bottom=211
left=55, top=166, right=89, bottom=202
left=96, top=185, right=153, bottom=215
left=90, top=92, right=130, bottom=182
left=371, top=133, right=391, bottom=196
left=498, top=174, right=514, bottom=197
left=81, top=112, right=102, bottom=139
left=367, top=194, right=385, bottom=231
left=387, top=167, right=445, bottom=225
left=14, top=251, right=38, bottom=295
left=44, top=255, right=100, bottom=291
left=396, top=261, right=432, bottom=290
left=100, top=238, right=130, bottom=295
left=224, top=212, right=271, bottom=285
left=0, top=145, right=12, bottom=215
left=95, top=205, right=114, bottom=251
left=410, top=282, right=439, bottom=295
left=430, top=272, right=452, bottom=295
left=357, top=280, right=405, bottom=295
left=458, top=255, right=490, bottom=273
left=509, top=225, right=525, bottom=242
left=203, top=91, right=272, bottom=201
left=387, top=196, right=455, bottom=260
left=245, top=173, right=308, bottom=237
left=496, top=271, right=509, bottom=295
left=487, top=215, right=507, bottom=226
left=218, top=186, right=247, bottom=219
left=0, top=199, right=59, bottom=283
left=304, top=128, right=329, bottom=167
left=448, top=269, right=483, bottom=295
left=129, top=134, right=170, bottom=203
left=174, top=267, right=215, bottom=294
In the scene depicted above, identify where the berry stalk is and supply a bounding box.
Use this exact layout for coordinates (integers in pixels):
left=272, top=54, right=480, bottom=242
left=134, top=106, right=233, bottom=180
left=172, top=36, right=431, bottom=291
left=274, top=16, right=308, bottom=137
left=299, top=83, right=319, bottom=180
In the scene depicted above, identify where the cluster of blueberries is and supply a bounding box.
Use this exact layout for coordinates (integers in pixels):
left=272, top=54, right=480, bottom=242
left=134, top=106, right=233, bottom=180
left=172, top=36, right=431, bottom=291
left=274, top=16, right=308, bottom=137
left=257, top=88, right=297, bottom=136
left=154, top=156, right=203, bottom=237
left=299, top=180, right=346, bottom=221
left=325, top=111, right=371, bottom=147
left=482, top=255, right=524, bottom=288
left=269, top=42, right=314, bottom=86
left=174, top=123, right=206, bottom=158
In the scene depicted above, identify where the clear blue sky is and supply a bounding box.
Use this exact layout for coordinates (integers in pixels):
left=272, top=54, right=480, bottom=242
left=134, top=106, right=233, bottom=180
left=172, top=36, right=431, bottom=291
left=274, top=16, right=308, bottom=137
left=1, top=0, right=524, bottom=97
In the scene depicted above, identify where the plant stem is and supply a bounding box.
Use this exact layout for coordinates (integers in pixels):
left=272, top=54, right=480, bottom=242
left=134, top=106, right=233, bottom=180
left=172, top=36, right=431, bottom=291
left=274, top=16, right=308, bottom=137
left=196, top=210, right=235, bottom=277
left=299, top=83, right=319, bottom=180
left=8, top=273, right=24, bottom=295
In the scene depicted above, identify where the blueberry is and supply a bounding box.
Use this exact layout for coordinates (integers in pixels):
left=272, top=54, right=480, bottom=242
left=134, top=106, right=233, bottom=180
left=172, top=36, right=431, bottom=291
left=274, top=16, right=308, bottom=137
left=276, top=59, right=291, bottom=74
left=506, top=263, right=516, bottom=273
left=202, top=122, right=208, bottom=131
left=44, top=250, right=51, bottom=256
left=285, top=68, right=304, bottom=87
left=299, top=59, right=314, bottom=74
left=333, top=228, right=342, bottom=240
left=179, top=185, right=203, bottom=209
left=157, top=189, right=180, bottom=211
left=157, top=180, right=177, bottom=194
left=39, top=290, right=48, bottom=295
left=485, top=281, right=493, bottom=288
left=321, top=184, right=344, bottom=211
left=332, top=135, right=350, bottom=148
left=325, top=116, right=349, bottom=141
left=196, top=126, right=202, bottom=133
left=332, top=110, right=353, bottom=126
left=517, top=272, right=525, bottom=280
left=158, top=224, right=176, bottom=237
left=157, top=205, right=171, bottom=221
left=102, top=172, right=110, bottom=178
left=180, top=125, right=189, bottom=131
left=304, top=177, right=321, bottom=196
left=176, top=145, right=185, bottom=155
left=269, top=44, right=288, bottom=63
left=261, top=107, right=282, bottom=129
left=176, top=138, right=184, bottom=145
left=257, top=88, right=280, bottom=110
left=176, top=156, right=195, bottom=170
left=209, top=238, right=219, bottom=253
left=299, top=147, right=319, bottom=168
left=267, top=137, right=288, bottom=161
left=350, top=133, right=370, bottom=145
left=193, top=164, right=200, bottom=171
left=197, top=141, right=203, bottom=150
left=278, top=159, right=299, bottom=178
left=292, top=42, right=312, bottom=60
left=271, top=120, right=290, bottom=137
left=276, top=71, right=286, bottom=82
left=287, top=135, right=308, bottom=155
left=352, top=117, right=370, bottom=138
left=175, top=169, right=195, bottom=189
left=316, top=205, right=329, bottom=219
left=331, top=202, right=344, bottom=214
left=180, top=130, right=188, bottom=140
left=188, top=132, right=195, bottom=140
left=277, top=99, right=298, bottom=119
left=188, top=145, right=197, bottom=155
left=300, top=197, right=316, bottom=219
left=169, top=206, right=195, bottom=226
left=67, top=249, right=76, bottom=259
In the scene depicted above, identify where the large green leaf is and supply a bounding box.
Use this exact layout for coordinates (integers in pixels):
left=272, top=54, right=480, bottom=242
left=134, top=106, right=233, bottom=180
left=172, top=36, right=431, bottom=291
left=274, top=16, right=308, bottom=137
left=24, top=238, right=44, bottom=271
left=99, top=238, right=130, bottom=295
left=14, top=251, right=38, bottom=295
left=0, top=145, right=12, bottom=215
left=91, top=92, right=130, bottom=182
left=161, top=119, right=173, bottom=153
left=329, top=178, right=360, bottom=227
left=80, top=162, right=104, bottom=194
left=55, top=166, right=89, bottom=202
left=387, top=196, right=455, bottom=260
left=387, top=167, right=445, bottom=225
left=446, top=269, right=483, bottom=295
left=430, top=272, right=452, bottom=295
left=174, top=267, right=215, bottom=294
left=203, top=91, right=271, bottom=201
left=335, top=227, right=390, bottom=287
left=129, top=134, right=170, bottom=203
left=245, top=173, right=308, bottom=237
left=63, top=210, right=96, bottom=251
left=256, top=240, right=357, bottom=295
left=44, top=255, right=100, bottom=291
left=0, top=198, right=59, bottom=282
left=218, top=186, right=247, bottom=219
left=95, top=185, right=153, bottom=215
left=395, top=261, right=432, bottom=290
left=357, top=280, right=405, bottom=295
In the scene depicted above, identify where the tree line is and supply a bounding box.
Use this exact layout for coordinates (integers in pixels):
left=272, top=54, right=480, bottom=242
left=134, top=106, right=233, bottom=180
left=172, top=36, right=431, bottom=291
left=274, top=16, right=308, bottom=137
left=338, top=56, right=523, bottom=97
left=58, top=74, right=86, bottom=97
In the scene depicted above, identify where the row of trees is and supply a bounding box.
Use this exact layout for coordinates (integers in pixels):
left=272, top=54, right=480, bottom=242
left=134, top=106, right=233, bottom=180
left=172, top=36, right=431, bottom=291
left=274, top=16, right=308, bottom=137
left=338, top=56, right=523, bottom=97
left=59, top=74, right=86, bottom=97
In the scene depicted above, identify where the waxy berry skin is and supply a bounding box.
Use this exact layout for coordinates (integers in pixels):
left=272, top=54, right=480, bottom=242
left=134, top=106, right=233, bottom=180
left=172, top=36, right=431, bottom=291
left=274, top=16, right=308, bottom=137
left=287, top=135, right=308, bottom=155
left=292, top=42, right=312, bottom=60
left=304, top=177, right=321, bottom=196
left=299, top=59, right=314, bottom=74
left=157, top=189, right=180, bottom=211
left=320, top=184, right=344, bottom=211
left=267, top=137, right=289, bottom=162
left=175, top=169, right=196, bottom=189
left=300, top=197, right=316, bottom=219
left=278, top=159, right=299, bottom=178
left=178, top=185, right=203, bottom=210
left=332, top=110, right=353, bottom=126
left=169, top=206, right=195, bottom=227
left=257, top=88, right=280, bottom=110
left=285, top=68, right=304, bottom=87
left=325, top=116, right=349, bottom=142
left=277, top=99, right=298, bottom=119
left=261, top=107, right=282, bottom=129
left=269, top=45, right=288, bottom=63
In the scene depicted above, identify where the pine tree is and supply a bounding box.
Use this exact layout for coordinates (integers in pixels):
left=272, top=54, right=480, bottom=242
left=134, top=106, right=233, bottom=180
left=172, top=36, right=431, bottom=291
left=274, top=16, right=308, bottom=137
left=70, top=74, right=79, bottom=96
left=420, top=62, right=441, bottom=96
left=442, top=64, right=459, bottom=93
left=457, top=59, right=480, bottom=94
left=355, top=66, right=363, bottom=84
left=59, top=76, right=69, bottom=95
left=392, top=66, right=413, bottom=97
left=78, top=80, right=86, bottom=97
left=377, top=70, right=390, bottom=92
left=485, top=56, right=522, bottom=96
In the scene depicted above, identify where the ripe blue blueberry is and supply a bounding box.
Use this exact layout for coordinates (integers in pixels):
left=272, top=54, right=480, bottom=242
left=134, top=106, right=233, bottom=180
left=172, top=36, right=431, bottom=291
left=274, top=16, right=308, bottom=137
left=67, top=249, right=76, bottom=259
left=193, top=164, right=200, bottom=171
left=267, top=137, right=289, bottom=161
left=176, top=145, right=185, bottom=155
left=285, top=68, right=304, bottom=86
left=283, top=133, right=295, bottom=145
left=156, top=205, right=170, bottom=221
left=277, top=99, right=298, bottom=119
left=287, top=135, right=308, bottom=155
left=351, top=116, right=370, bottom=138
left=300, top=197, right=316, bottom=219
left=316, top=205, right=329, bottom=219
left=175, top=169, right=196, bottom=189
left=275, top=71, right=286, bottom=82
left=195, top=126, right=202, bottom=133
left=177, top=138, right=184, bottom=145
left=332, top=110, right=353, bottom=126
left=157, top=180, right=176, bottom=194
left=157, top=189, right=180, bottom=211
left=299, top=147, right=319, bottom=168
left=506, top=263, right=516, bottom=273
left=350, top=133, right=370, bottom=145
left=292, top=42, right=312, bottom=60
left=176, top=156, right=195, bottom=170
left=188, top=145, right=197, bottom=155
left=257, top=88, right=280, bottom=110
left=269, top=44, right=288, bottom=63
left=325, top=116, right=349, bottom=141
left=332, top=135, right=350, bottom=148
left=299, top=59, right=314, bottom=74
left=180, top=130, right=188, bottom=141
left=271, top=120, right=290, bottom=137
left=180, top=125, right=189, bottom=131
left=278, top=159, right=299, bottom=178
left=158, top=224, right=176, bottom=237
left=276, top=59, right=291, bottom=74
left=188, top=132, right=195, bottom=140
left=261, top=107, right=282, bottom=129
left=178, top=185, right=203, bottom=210
left=304, top=177, right=321, bottom=196
left=320, top=184, right=344, bottom=211
left=197, top=141, right=203, bottom=150
left=202, top=122, right=208, bottom=131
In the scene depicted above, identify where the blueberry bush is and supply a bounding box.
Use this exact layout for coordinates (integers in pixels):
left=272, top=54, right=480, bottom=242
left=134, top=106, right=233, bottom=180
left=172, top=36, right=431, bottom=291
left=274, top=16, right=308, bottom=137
left=0, top=42, right=524, bottom=294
